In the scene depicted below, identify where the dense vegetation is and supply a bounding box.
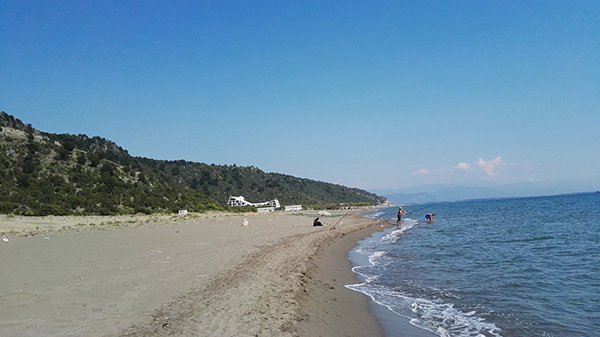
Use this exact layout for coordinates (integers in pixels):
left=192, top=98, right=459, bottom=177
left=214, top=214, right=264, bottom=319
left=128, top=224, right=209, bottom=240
left=0, top=112, right=385, bottom=215
left=137, top=158, right=383, bottom=208
left=0, top=113, right=222, bottom=215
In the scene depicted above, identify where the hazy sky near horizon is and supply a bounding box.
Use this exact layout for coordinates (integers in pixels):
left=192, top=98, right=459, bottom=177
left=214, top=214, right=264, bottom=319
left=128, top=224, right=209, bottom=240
left=1, top=1, right=599, bottom=192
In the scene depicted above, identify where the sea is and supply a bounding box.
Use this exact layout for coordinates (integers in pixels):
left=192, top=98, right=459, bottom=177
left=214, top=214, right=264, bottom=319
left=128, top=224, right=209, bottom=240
left=348, top=192, right=600, bottom=337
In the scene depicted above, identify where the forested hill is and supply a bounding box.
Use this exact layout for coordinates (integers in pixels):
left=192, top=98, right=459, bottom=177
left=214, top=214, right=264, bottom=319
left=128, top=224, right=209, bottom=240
left=0, top=112, right=385, bottom=215
left=135, top=157, right=383, bottom=208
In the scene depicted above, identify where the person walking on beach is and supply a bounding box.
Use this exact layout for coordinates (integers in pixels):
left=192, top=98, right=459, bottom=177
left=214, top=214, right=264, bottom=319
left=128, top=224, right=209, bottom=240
left=397, top=207, right=406, bottom=226
left=313, top=217, right=323, bottom=226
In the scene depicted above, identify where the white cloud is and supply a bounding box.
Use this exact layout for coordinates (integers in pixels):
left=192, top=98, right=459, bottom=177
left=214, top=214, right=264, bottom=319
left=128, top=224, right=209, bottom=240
left=412, top=168, right=431, bottom=176
left=454, top=162, right=471, bottom=171
left=476, top=155, right=504, bottom=177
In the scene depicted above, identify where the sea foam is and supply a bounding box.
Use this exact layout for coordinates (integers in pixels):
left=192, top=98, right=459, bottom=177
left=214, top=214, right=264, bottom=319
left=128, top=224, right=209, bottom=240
left=379, top=218, right=418, bottom=244
left=368, top=251, right=387, bottom=265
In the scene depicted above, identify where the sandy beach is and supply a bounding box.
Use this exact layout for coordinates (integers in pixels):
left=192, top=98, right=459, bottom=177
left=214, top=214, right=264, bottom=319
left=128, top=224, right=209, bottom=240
left=0, top=211, right=392, bottom=337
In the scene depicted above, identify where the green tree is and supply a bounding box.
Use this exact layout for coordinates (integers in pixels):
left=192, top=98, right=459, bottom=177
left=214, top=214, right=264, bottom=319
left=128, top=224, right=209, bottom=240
left=88, top=153, right=100, bottom=167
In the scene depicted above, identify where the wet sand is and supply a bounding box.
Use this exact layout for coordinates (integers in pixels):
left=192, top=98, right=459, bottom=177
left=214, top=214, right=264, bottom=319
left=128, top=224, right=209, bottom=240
left=297, top=222, right=387, bottom=337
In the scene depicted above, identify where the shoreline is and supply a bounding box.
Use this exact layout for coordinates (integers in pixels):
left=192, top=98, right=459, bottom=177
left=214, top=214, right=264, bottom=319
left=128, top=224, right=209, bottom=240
left=299, top=217, right=438, bottom=337
left=345, top=226, right=439, bottom=337
left=297, top=217, right=388, bottom=337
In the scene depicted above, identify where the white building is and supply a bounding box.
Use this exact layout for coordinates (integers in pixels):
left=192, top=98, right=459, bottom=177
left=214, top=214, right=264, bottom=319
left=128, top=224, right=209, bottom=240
left=284, top=205, right=302, bottom=212
left=257, top=207, right=275, bottom=213
left=227, top=196, right=253, bottom=207
left=227, top=196, right=280, bottom=209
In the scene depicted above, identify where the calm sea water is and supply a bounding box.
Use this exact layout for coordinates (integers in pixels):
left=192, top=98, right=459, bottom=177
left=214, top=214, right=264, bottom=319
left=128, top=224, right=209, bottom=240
left=349, top=193, right=600, bottom=337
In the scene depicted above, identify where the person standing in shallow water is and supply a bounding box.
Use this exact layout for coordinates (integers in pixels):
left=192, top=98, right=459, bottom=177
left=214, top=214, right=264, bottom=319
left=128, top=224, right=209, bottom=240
left=397, top=207, right=406, bottom=226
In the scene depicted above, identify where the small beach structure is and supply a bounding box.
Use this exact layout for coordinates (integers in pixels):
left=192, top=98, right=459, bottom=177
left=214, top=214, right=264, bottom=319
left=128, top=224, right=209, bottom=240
left=178, top=209, right=188, bottom=216
left=227, top=196, right=281, bottom=209
left=284, top=205, right=302, bottom=212
left=257, top=207, right=275, bottom=213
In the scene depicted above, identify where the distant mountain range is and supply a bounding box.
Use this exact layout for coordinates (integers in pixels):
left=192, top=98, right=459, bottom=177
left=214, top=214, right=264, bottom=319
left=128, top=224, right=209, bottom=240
left=0, top=111, right=385, bottom=215
left=377, top=182, right=594, bottom=205
left=381, top=185, right=500, bottom=204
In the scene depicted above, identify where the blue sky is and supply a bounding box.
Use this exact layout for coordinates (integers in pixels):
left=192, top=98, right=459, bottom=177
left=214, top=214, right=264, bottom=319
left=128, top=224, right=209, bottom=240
left=1, top=1, right=599, bottom=193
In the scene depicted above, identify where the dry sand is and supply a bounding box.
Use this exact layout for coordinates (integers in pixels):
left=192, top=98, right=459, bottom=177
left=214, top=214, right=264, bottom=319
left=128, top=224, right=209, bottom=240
left=0, top=211, right=394, bottom=337
left=0, top=212, right=235, bottom=237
